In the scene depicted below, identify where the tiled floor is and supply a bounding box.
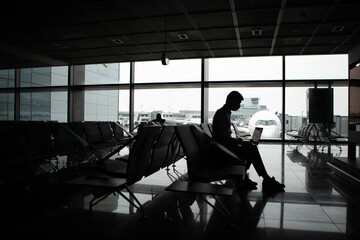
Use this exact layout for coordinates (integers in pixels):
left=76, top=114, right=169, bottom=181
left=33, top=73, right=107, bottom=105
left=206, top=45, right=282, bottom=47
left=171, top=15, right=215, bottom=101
left=6, top=143, right=360, bottom=240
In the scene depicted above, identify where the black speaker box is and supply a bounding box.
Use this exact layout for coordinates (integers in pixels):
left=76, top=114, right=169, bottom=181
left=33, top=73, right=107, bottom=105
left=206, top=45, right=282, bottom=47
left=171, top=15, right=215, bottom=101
left=306, top=88, right=333, bottom=123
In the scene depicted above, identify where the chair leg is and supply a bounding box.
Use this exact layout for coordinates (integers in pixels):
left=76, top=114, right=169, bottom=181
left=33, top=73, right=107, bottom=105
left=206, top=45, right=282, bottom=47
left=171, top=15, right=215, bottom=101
left=88, top=191, right=113, bottom=214
left=163, top=193, right=185, bottom=222
left=166, top=169, right=177, bottom=182
left=117, top=185, right=147, bottom=220
left=198, top=194, right=233, bottom=225
left=211, top=195, right=231, bottom=217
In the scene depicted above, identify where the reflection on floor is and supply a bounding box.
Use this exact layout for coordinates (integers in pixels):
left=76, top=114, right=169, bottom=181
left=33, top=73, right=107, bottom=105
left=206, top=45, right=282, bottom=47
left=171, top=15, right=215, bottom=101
left=4, top=143, right=360, bottom=240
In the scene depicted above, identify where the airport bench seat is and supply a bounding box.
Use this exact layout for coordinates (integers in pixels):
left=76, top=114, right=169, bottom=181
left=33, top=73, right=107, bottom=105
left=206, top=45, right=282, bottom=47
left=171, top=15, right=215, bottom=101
left=174, top=124, right=246, bottom=182
left=0, top=121, right=88, bottom=181
left=166, top=124, right=246, bottom=222
left=67, top=125, right=162, bottom=214
left=145, top=124, right=184, bottom=177
left=287, top=123, right=343, bottom=152
left=68, top=121, right=134, bottom=163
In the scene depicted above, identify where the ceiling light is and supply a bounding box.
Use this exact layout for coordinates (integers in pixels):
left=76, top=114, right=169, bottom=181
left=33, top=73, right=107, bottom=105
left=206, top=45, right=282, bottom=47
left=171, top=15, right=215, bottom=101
left=178, top=33, right=189, bottom=40
left=161, top=53, right=169, bottom=65
left=252, top=29, right=262, bottom=36
left=161, top=16, right=169, bottom=65
left=112, top=39, right=124, bottom=44
left=332, top=25, right=345, bottom=32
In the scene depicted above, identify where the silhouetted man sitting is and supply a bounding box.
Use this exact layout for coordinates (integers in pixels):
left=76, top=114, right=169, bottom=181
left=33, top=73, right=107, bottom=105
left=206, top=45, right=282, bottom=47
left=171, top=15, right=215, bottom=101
left=212, top=91, right=285, bottom=192
left=151, top=113, right=166, bottom=125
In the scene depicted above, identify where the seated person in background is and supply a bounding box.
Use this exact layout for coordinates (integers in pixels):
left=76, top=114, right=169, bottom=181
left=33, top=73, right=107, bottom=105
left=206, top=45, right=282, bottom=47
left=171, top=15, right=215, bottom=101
left=212, top=91, right=285, bottom=192
left=152, top=113, right=166, bottom=125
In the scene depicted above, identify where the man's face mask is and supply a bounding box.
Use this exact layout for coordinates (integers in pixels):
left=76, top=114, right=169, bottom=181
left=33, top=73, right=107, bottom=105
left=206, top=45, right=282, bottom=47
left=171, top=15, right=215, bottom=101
left=230, top=100, right=242, bottom=111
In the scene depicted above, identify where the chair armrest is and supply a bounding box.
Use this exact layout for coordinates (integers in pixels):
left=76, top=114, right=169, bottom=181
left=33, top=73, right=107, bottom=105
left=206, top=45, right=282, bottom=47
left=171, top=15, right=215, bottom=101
left=208, top=138, right=246, bottom=165
left=192, top=124, right=246, bottom=166
left=60, top=124, right=89, bottom=149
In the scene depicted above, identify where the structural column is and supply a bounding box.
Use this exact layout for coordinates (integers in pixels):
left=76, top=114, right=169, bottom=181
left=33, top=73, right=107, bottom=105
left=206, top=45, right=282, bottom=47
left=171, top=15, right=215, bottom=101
left=201, top=58, right=209, bottom=123
left=129, top=62, right=135, bottom=131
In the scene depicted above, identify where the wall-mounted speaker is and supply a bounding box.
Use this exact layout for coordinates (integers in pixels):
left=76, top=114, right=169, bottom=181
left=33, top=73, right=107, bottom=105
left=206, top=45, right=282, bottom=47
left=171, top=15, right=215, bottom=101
left=306, top=88, right=333, bottom=123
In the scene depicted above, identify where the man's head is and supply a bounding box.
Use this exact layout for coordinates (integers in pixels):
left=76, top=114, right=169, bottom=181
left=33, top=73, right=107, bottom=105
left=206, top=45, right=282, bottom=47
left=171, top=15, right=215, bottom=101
left=156, top=113, right=162, bottom=120
left=225, top=91, right=243, bottom=111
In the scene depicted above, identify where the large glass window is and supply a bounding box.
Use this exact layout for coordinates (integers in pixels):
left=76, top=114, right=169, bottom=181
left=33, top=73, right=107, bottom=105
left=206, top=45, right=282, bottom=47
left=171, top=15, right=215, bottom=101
left=209, top=86, right=282, bottom=139
left=118, top=89, right=130, bottom=130
left=285, top=84, right=313, bottom=136
left=20, top=66, right=68, bottom=87
left=0, top=54, right=349, bottom=143
left=332, top=86, right=348, bottom=137
left=50, top=91, right=68, bottom=122
left=285, top=83, right=348, bottom=138
left=134, top=59, right=201, bottom=83
left=84, top=90, right=119, bottom=121
left=134, top=88, right=201, bottom=126
left=0, top=69, right=15, bottom=88
left=20, top=91, right=67, bottom=121
left=119, top=62, right=131, bottom=84
left=72, top=63, right=130, bottom=85
left=71, top=63, right=130, bottom=121
left=51, top=67, right=69, bottom=86
left=84, top=63, right=120, bottom=85
left=285, top=54, right=348, bottom=80
left=0, top=69, right=15, bottom=121
left=0, top=93, right=14, bottom=120
left=208, top=56, right=283, bottom=81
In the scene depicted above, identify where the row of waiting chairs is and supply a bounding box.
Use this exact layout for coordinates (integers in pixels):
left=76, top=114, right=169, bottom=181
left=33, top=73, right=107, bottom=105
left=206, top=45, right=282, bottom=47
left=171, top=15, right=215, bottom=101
left=85, top=124, right=184, bottom=179
left=67, top=124, right=185, bottom=214
left=0, top=121, right=133, bottom=184
left=66, top=121, right=134, bottom=165
left=69, top=122, right=245, bottom=217
left=0, top=120, right=241, bottom=219
left=0, top=120, right=186, bottom=215
left=286, top=123, right=343, bottom=153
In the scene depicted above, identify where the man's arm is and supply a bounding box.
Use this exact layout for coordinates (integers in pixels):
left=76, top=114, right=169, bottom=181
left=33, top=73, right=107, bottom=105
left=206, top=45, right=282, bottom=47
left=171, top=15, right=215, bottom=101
left=230, top=135, right=258, bottom=146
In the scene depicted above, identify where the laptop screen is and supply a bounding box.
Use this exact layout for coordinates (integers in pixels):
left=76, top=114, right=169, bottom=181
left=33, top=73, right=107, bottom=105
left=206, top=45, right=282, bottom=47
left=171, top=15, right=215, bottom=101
left=251, top=127, right=263, bottom=143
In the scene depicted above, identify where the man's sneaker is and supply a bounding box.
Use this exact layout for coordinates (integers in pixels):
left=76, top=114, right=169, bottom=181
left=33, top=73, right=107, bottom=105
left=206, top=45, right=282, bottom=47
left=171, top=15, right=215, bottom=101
left=262, top=177, right=285, bottom=192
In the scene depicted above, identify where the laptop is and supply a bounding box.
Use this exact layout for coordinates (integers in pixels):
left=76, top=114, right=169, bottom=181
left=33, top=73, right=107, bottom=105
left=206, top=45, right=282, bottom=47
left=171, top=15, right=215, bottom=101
left=251, top=127, right=263, bottom=144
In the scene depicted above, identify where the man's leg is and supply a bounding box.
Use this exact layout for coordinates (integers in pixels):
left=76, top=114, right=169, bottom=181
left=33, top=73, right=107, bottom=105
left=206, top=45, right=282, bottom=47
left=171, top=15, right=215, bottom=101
left=237, top=145, right=269, bottom=179
left=233, top=144, right=285, bottom=191
left=242, top=145, right=286, bottom=191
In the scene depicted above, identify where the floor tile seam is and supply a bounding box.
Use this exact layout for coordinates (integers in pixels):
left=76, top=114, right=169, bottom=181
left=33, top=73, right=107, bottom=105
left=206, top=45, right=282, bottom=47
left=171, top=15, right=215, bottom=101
left=285, top=164, right=308, bottom=190
left=263, top=217, right=338, bottom=225
left=319, top=205, right=347, bottom=230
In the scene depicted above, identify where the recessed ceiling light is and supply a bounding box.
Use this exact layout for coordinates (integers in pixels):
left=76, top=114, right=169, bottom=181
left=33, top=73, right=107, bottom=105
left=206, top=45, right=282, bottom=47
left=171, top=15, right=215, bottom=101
left=112, top=39, right=124, bottom=44
left=252, top=29, right=262, bottom=36
left=332, top=25, right=345, bottom=32
left=177, top=33, right=189, bottom=40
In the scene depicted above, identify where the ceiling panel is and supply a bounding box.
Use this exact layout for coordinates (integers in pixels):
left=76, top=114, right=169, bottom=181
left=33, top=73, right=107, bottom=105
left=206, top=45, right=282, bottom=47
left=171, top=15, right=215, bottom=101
left=0, top=0, right=359, bottom=69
